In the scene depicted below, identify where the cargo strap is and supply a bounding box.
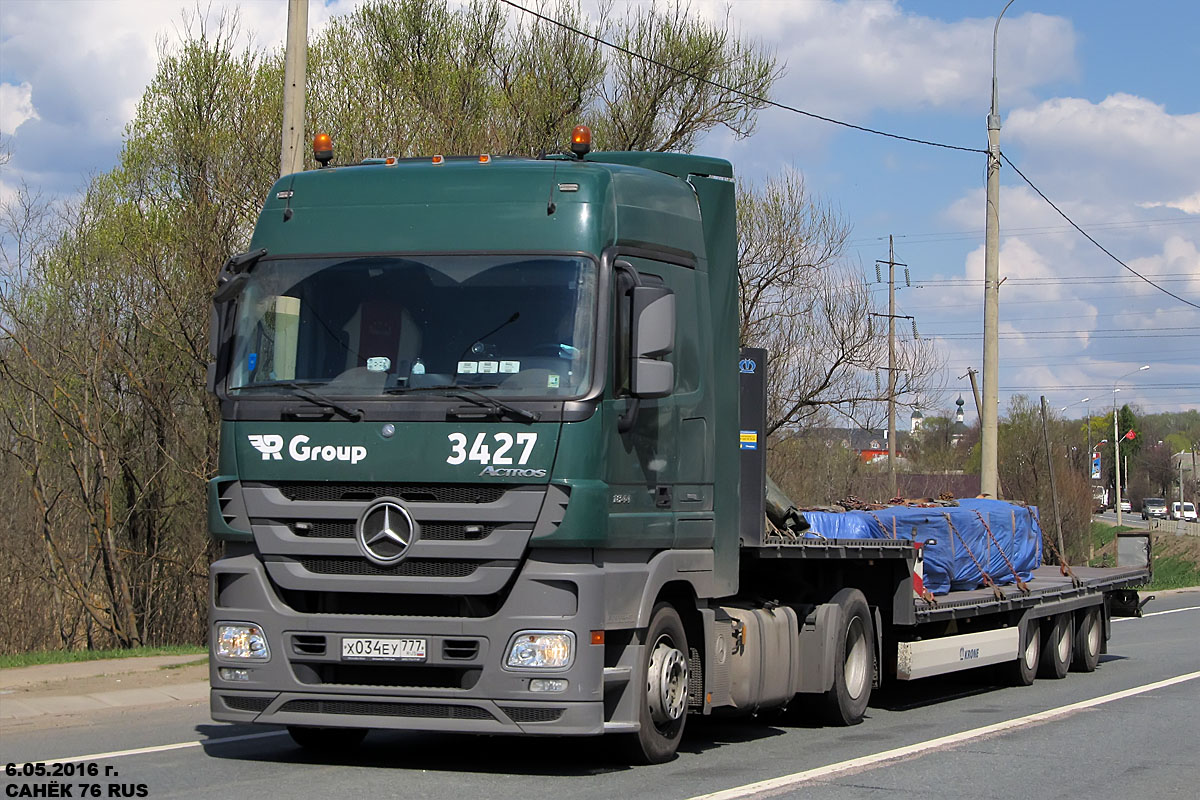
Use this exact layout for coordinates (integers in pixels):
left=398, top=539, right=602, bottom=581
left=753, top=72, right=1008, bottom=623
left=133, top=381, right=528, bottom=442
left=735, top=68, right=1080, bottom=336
left=942, top=513, right=1005, bottom=601
left=971, top=510, right=1031, bottom=594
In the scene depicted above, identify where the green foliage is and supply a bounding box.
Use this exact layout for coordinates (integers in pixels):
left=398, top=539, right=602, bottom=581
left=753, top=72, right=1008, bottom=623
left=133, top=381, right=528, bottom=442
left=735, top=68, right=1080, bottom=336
left=1147, top=553, right=1200, bottom=591
left=0, top=644, right=206, bottom=670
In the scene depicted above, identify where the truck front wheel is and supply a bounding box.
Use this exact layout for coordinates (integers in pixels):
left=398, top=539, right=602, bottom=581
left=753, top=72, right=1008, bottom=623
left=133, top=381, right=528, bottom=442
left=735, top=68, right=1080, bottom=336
left=619, top=602, right=690, bottom=764
left=821, top=588, right=874, bottom=726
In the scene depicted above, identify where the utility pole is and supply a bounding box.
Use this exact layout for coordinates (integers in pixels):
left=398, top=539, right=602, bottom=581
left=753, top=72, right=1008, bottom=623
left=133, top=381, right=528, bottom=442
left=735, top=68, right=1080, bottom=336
left=874, top=240, right=910, bottom=499
left=981, top=0, right=1017, bottom=500
left=887, top=235, right=897, bottom=498
left=280, top=0, right=309, bottom=178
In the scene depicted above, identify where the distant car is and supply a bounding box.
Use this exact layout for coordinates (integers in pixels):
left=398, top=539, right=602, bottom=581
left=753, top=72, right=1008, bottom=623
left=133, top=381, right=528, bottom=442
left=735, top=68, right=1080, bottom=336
left=1170, top=501, right=1198, bottom=522
left=1142, top=498, right=1168, bottom=520
left=1119, top=500, right=1132, bottom=513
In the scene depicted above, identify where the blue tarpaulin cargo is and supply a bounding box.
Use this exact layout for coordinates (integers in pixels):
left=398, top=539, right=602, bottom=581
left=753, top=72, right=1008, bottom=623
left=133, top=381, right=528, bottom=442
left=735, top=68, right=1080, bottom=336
left=803, top=499, right=1043, bottom=595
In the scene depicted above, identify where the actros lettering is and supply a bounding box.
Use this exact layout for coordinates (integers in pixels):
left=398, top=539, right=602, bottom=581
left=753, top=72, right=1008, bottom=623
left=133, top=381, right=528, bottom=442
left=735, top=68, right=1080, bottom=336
left=479, top=466, right=547, bottom=478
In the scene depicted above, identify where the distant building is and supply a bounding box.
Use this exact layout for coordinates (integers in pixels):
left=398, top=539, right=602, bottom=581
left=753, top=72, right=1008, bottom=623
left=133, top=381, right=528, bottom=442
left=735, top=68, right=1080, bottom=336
left=910, top=409, right=924, bottom=433
left=951, top=396, right=967, bottom=446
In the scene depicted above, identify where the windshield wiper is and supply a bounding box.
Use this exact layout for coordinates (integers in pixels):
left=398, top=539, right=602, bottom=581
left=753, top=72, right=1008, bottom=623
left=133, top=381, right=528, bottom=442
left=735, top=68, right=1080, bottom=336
left=384, top=384, right=540, bottom=424
left=231, top=380, right=363, bottom=422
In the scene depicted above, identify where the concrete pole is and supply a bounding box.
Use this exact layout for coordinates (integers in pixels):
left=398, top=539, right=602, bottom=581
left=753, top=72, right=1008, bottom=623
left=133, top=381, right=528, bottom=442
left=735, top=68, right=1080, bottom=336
left=280, top=0, right=309, bottom=178
left=888, top=235, right=897, bottom=499
left=980, top=0, right=1015, bottom=500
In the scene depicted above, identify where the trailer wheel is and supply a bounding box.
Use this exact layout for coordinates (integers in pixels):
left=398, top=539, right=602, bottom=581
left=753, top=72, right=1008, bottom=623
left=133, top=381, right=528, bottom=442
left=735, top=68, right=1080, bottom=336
left=1004, top=618, right=1040, bottom=686
left=1071, top=606, right=1102, bottom=672
left=287, top=725, right=368, bottom=751
left=821, top=588, right=874, bottom=726
left=618, top=602, right=689, bottom=764
left=1038, top=613, right=1073, bottom=679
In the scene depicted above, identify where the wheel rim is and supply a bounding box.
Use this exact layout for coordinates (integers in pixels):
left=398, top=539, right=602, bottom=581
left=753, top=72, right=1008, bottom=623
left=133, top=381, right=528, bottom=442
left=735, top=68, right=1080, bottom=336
left=1056, top=620, right=1071, bottom=663
left=1024, top=627, right=1040, bottom=669
left=844, top=617, right=869, bottom=700
left=646, top=634, right=689, bottom=727
left=1085, top=613, right=1101, bottom=657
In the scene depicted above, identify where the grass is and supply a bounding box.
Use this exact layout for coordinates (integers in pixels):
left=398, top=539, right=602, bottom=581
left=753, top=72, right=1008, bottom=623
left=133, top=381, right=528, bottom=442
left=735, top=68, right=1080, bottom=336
left=0, top=643, right=206, bottom=670
left=1087, top=521, right=1200, bottom=591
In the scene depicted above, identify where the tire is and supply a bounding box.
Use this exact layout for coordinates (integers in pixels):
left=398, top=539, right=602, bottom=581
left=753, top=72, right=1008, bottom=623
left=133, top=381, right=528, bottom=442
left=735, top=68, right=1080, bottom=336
left=1004, top=617, right=1041, bottom=686
left=821, top=588, right=874, bottom=726
left=1038, top=614, right=1073, bottom=680
left=1072, top=606, right=1102, bottom=672
left=287, top=725, right=368, bottom=751
left=617, top=602, right=690, bottom=764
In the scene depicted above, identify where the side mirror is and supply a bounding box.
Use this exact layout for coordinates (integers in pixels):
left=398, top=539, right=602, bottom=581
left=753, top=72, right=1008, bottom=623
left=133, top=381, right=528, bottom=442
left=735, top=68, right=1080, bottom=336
left=630, top=285, right=675, bottom=398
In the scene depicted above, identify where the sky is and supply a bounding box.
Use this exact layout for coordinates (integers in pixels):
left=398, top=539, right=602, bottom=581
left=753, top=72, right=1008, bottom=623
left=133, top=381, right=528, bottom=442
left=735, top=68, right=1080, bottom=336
left=2, top=0, right=1198, bottom=425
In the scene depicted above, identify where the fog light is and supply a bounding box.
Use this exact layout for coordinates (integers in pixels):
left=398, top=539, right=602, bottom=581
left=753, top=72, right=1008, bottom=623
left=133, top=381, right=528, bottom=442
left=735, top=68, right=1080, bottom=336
left=219, top=667, right=251, bottom=682
left=505, top=631, right=574, bottom=670
left=216, top=623, right=270, bottom=660
left=529, top=678, right=568, bottom=692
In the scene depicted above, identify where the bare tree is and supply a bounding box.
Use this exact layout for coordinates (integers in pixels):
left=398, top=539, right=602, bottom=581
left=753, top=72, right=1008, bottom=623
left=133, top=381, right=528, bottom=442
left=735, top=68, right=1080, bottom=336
left=737, top=170, right=943, bottom=436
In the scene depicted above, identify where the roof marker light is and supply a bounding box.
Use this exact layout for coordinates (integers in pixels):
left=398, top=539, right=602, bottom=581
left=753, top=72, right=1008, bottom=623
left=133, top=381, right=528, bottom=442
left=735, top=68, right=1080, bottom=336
left=432, top=155, right=445, bottom=165
left=570, top=125, right=592, bottom=158
left=313, top=133, right=333, bottom=167
left=386, top=157, right=397, bottom=166
left=479, top=154, right=491, bottom=164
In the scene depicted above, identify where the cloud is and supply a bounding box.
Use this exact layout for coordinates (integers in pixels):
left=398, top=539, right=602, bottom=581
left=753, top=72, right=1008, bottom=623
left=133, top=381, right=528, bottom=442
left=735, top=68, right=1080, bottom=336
left=1005, top=94, right=1200, bottom=207
left=0, top=0, right=360, bottom=196
left=1139, top=192, right=1200, bottom=215
left=0, top=82, right=39, bottom=135
left=693, top=0, right=1076, bottom=119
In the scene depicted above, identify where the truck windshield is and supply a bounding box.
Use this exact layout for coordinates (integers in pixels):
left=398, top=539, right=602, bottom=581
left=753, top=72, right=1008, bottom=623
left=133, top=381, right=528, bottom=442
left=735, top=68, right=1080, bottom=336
left=227, top=254, right=597, bottom=398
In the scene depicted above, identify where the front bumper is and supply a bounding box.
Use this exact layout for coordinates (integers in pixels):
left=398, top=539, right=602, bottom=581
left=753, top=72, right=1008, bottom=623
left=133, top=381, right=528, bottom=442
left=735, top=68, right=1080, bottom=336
left=209, top=551, right=618, bottom=736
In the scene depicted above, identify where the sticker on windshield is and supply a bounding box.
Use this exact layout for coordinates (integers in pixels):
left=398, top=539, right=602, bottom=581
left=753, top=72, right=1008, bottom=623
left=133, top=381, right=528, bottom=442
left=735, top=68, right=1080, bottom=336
left=547, top=374, right=560, bottom=388
left=366, top=356, right=391, bottom=372
left=499, top=360, right=520, bottom=373
left=457, top=361, right=478, bottom=374
left=478, top=361, right=499, bottom=374
left=248, top=353, right=258, bottom=372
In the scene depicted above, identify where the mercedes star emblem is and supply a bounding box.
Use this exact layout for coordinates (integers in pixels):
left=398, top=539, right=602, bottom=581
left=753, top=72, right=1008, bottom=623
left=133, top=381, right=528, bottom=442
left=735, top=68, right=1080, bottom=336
left=356, top=499, right=418, bottom=566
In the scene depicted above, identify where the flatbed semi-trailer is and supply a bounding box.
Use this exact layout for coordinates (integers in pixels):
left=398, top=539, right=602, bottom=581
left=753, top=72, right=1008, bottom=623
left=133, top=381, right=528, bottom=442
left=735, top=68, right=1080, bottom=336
left=206, top=132, right=1150, bottom=763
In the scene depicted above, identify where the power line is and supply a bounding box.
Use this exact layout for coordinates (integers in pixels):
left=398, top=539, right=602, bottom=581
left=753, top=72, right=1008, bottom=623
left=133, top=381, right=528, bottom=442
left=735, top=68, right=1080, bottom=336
left=847, top=217, right=1200, bottom=248
left=1000, top=152, right=1200, bottom=312
left=496, top=0, right=987, bottom=155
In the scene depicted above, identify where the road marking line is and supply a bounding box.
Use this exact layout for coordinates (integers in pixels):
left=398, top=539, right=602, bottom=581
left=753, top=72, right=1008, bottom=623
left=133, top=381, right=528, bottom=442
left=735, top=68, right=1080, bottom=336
left=685, top=670, right=1200, bottom=800
left=10, top=730, right=288, bottom=768
left=1113, top=605, right=1200, bottom=621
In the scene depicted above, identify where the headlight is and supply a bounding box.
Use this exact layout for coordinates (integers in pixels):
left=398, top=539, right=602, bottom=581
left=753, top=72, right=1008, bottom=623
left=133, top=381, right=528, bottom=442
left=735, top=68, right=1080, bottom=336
left=216, top=623, right=270, bottom=660
left=505, top=631, right=575, bottom=670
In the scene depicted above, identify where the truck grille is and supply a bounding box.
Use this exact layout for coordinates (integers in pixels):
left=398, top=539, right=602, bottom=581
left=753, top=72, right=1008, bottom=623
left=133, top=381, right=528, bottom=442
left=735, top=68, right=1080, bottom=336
left=274, top=483, right=505, bottom=504
left=292, top=663, right=481, bottom=690
left=289, top=521, right=495, bottom=541
left=296, top=557, right=483, bottom=578
left=278, top=699, right=494, bottom=720
left=499, top=707, right=565, bottom=723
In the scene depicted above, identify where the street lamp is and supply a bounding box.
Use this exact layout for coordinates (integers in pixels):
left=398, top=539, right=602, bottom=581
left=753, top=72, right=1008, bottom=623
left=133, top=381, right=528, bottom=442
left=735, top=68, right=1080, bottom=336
left=1113, top=365, right=1149, bottom=525
left=981, top=0, right=1018, bottom=499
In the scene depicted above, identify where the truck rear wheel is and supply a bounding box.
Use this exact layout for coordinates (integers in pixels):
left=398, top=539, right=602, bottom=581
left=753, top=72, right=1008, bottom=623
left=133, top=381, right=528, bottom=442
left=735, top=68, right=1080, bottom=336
left=1004, top=618, right=1040, bottom=686
left=821, top=588, right=873, bottom=726
left=1038, top=613, right=1073, bottom=679
left=1071, top=606, right=1102, bottom=672
left=287, top=725, right=368, bottom=751
left=618, top=602, right=689, bottom=764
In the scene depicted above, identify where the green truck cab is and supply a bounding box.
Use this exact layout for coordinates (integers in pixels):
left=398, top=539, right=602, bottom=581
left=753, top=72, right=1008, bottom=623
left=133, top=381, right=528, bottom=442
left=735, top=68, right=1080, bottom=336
left=207, top=146, right=742, bottom=762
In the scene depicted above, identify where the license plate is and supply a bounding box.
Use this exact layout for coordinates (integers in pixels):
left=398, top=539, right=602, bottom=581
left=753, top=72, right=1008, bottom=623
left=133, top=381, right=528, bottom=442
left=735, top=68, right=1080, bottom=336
left=341, top=637, right=427, bottom=661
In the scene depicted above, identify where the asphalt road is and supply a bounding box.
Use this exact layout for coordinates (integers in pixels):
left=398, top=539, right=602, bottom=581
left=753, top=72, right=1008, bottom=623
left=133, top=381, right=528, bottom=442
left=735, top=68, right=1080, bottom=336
left=4, top=591, right=1198, bottom=800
